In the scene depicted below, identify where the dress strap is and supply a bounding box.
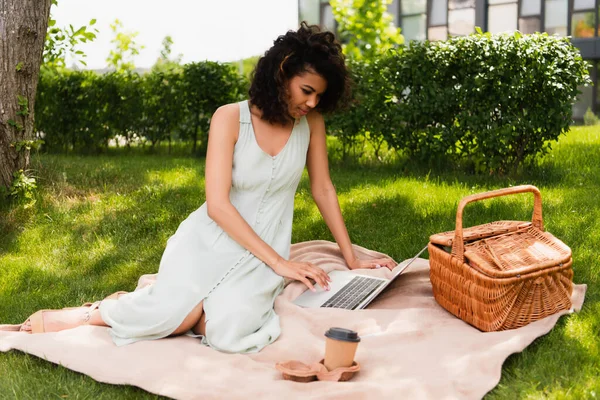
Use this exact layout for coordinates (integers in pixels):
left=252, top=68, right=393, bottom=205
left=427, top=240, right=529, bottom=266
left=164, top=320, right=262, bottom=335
left=239, top=100, right=251, bottom=124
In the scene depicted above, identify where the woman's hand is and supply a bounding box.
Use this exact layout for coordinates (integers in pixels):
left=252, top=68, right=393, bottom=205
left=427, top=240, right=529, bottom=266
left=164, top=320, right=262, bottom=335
left=271, top=259, right=331, bottom=292
left=348, top=257, right=396, bottom=271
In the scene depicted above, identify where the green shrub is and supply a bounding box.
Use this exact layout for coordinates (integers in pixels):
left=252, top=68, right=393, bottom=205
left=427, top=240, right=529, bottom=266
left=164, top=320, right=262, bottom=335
left=325, top=57, right=402, bottom=163
left=36, top=69, right=105, bottom=153
left=102, top=71, right=145, bottom=148
left=327, top=31, right=590, bottom=173
left=139, top=70, right=184, bottom=151
left=583, top=107, right=599, bottom=126
left=325, top=60, right=370, bottom=161
left=387, top=31, right=591, bottom=173
left=180, top=62, right=247, bottom=155
left=35, top=62, right=247, bottom=154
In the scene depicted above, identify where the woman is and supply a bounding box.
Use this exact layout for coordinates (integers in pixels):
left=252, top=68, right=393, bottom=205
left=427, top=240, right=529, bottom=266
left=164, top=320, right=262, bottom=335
left=18, top=23, right=395, bottom=353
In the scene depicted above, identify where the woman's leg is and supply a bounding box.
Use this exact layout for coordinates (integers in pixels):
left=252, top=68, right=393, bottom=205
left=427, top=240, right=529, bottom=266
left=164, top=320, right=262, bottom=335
left=89, top=293, right=205, bottom=337
left=191, top=309, right=207, bottom=336
left=22, top=294, right=206, bottom=338
left=169, top=300, right=204, bottom=336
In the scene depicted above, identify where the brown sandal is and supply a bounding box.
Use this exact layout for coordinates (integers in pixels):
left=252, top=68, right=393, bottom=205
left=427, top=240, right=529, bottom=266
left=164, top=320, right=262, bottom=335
left=16, top=291, right=128, bottom=334
left=25, top=301, right=101, bottom=334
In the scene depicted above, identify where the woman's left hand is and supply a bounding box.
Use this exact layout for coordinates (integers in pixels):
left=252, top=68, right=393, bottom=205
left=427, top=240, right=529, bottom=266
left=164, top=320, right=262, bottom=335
left=347, top=257, right=396, bottom=271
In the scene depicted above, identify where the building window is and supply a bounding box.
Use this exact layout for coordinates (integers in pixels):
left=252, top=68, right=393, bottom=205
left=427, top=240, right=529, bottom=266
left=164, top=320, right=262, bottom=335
left=573, top=62, right=596, bottom=121
left=519, top=0, right=542, bottom=34
left=299, top=0, right=320, bottom=25
left=424, top=0, right=477, bottom=40
left=595, top=62, right=600, bottom=113
left=520, top=0, right=542, bottom=15
left=488, top=0, right=518, bottom=33
left=401, top=0, right=427, bottom=41
left=574, top=83, right=594, bottom=119
left=571, top=0, right=596, bottom=38
left=519, top=17, right=541, bottom=33
left=320, top=2, right=336, bottom=32
left=389, top=0, right=401, bottom=26
left=448, top=0, right=476, bottom=36
left=545, top=0, right=568, bottom=35
left=428, top=0, right=448, bottom=40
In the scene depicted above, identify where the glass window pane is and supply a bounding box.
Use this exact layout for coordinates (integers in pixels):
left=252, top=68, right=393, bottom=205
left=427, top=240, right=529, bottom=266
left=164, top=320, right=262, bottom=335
left=519, top=17, right=541, bottom=33
left=449, top=0, right=476, bottom=10
left=402, top=0, right=427, bottom=15
left=520, top=0, right=541, bottom=16
left=572, top=11, right=595, bottom=37
left=545, top=0, right=568, bottom=36
left=574, top=0, right=595, bottom=10
left=299, top=0, right=320, bottom=25
left=321, top=4, right=336, bottom=32
left=488, top=4, right=518, bottom=33
left=596, top=62, right=600, bottom=107
left=402, top=14, right=427, bottom=41
left=430, top=0, right=448, bottom=25
left=448, top=8, right=475, bottom=35
left=573, top=84, right=593, bottom=120
left=388, top=0, right=400, bottom=26
left=428, top=26, right=448, bottom=40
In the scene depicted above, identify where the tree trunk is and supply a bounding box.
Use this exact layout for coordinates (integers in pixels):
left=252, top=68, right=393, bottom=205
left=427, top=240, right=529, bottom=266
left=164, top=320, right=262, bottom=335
left=0, top=0, right=52, bottom=189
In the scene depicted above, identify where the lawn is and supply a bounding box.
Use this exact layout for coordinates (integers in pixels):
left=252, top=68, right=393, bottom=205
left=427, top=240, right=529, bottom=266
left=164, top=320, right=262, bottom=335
left=0, top=126, right=598, bottom=398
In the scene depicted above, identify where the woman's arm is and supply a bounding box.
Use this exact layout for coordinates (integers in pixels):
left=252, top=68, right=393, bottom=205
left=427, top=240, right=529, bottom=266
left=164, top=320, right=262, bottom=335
left=305, top=112, right=395, bottom=270
left=205, top=105, right=330, bottom=290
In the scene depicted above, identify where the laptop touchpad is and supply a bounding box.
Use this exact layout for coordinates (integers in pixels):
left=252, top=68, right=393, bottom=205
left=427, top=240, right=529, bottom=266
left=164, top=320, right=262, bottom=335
left=293, top=270, right=355, bottom=308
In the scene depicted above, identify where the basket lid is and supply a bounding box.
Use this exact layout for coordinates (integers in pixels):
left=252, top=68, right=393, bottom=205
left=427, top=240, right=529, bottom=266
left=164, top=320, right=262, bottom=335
left=463, top=226, right=572, bottom=278
left=429, top=221, right=532, bottom=247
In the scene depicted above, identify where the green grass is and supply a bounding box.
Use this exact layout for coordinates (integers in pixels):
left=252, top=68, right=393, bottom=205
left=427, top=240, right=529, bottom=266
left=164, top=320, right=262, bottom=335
left=1, top=127, right=599, bottom=398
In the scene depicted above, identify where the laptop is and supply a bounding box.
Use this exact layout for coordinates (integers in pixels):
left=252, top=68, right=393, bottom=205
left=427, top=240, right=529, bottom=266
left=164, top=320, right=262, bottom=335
left=293, top=246, right=428, bottom=310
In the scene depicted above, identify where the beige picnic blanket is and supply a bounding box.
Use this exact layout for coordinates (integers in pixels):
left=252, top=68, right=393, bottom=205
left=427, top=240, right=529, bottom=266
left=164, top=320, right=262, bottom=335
left=0, top=240, right=586, bottom=400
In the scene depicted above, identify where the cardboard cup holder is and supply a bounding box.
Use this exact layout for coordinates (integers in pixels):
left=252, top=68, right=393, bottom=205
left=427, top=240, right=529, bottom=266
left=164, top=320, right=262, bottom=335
left=275, top=359, right=360, bottom=382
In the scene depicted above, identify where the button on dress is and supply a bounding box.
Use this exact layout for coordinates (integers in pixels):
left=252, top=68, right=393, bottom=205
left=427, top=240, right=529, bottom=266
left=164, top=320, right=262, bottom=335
left=99, top=100, right=310, bottom=353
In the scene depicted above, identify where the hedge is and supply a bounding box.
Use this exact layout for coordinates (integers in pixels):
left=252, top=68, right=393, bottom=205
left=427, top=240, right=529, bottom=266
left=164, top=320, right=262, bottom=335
left=329, top=31, right=591, bottom=173
left=35, top=32, right=590, bottom=173
left=35, top=62, right=247, bottom=154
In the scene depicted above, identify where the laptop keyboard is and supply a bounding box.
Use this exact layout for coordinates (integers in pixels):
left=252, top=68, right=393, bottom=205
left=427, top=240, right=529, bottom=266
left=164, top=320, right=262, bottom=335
left=321, top=276, right=384, bottom=310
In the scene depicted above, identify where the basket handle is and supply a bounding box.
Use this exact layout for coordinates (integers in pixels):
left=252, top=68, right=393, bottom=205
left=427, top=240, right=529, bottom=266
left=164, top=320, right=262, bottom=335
left=450, top=185, right=544, bottom=263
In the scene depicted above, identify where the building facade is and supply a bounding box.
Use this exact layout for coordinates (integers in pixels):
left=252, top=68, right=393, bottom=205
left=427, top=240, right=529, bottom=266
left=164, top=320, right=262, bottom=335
left=298, top=0, right=598, bottom=119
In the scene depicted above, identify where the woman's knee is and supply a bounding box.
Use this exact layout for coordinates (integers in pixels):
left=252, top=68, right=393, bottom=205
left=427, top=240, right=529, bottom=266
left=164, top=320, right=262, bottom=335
left=191, top=311, right=206, bottom=336
left=171, top=300, right=204, bottom=336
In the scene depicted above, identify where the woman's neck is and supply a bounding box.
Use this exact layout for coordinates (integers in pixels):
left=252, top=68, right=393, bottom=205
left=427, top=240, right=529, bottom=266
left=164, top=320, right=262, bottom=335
left=249, top=103, right=298, bottom=127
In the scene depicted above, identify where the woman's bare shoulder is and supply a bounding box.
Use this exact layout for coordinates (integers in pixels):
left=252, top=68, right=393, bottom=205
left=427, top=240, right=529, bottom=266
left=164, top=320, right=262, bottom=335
left=306, top=110, right=325, bottom=135
left=210, top=103, right=242, bottom=143
left=306, top=109, right=324, bottom=122
left=212, top=102, right=240, bottom=122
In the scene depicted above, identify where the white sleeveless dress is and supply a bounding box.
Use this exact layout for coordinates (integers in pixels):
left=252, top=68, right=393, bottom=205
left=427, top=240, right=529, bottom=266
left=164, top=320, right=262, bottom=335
left=99, top=100, right=310, bottom=353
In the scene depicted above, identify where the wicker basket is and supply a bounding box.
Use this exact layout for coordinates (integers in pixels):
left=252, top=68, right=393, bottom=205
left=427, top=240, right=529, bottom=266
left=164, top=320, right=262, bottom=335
left=428, top=185, right=574, bottom=332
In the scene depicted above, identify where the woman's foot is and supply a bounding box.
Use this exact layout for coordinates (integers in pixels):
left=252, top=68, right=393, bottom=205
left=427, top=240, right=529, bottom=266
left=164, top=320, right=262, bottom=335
left=19, top=305, right=95, bottom=334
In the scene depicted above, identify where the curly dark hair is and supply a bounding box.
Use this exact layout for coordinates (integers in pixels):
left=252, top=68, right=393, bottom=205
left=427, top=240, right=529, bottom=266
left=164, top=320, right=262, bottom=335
left=249, top=22, right=350, bottom=125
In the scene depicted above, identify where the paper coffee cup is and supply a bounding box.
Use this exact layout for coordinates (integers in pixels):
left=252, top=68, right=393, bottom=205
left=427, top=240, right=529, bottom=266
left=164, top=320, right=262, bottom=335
left=323, top=327, right=360, bottom=371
